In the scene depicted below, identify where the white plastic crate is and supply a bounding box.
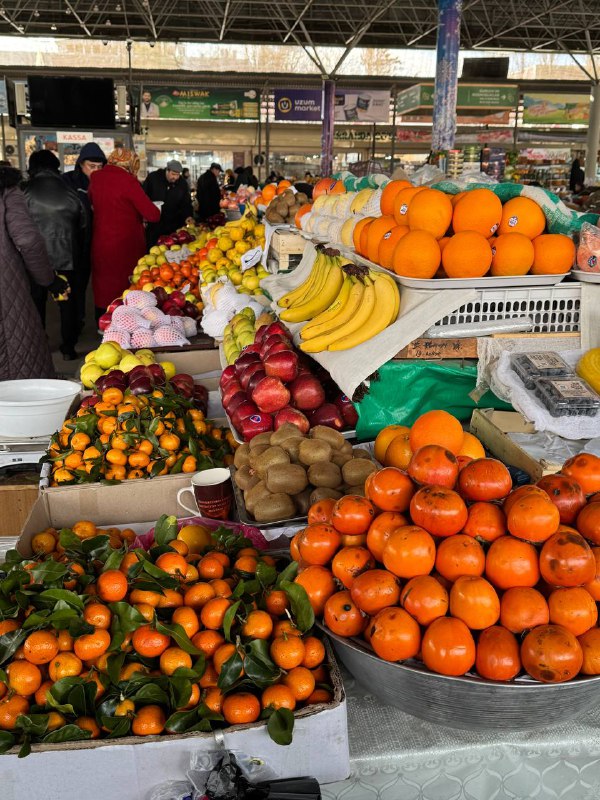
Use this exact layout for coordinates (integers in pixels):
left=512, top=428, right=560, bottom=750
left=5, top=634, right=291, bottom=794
left=431, top=284, right=581, bottom=334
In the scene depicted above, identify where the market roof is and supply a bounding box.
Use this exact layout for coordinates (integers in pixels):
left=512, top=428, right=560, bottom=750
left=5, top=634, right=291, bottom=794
left=1, top=0, right=599, bottom=59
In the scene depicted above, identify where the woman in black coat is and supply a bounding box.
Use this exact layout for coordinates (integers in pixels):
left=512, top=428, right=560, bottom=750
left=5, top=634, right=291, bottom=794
left=0, top=165, right=56, bottom=380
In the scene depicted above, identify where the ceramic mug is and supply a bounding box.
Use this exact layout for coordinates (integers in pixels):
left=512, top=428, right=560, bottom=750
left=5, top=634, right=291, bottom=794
left=177, top=468, right=233, bottom=520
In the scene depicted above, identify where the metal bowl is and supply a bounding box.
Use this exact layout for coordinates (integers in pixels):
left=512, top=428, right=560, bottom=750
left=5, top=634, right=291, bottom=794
left=318, top=623, right=600, bottom=731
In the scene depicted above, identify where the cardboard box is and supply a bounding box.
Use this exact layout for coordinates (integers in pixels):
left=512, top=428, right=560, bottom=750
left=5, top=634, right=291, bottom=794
left=271, top=230, right=306, bottom=257
left=470, top=408, right=562, bottom=481
left=0, top=482, right=39, bottom=537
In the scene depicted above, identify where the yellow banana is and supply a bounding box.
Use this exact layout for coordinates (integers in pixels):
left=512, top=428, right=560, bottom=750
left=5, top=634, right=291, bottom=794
left=372, top=270, right=401, bottom=323
left=300, top=275, right=352, bottom=338
left=299, top=278, right=373, bottom=352
left=328, top=272, right=397, bottom=351
left=299, top=277, right=365, bottom=346
left=278, top=251, right=325, bottom=308
left=281, top=260, right=344, bottom=323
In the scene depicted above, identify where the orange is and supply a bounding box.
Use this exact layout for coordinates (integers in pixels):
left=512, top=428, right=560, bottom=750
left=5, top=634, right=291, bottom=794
left=242, top=610, right=273, bottom=639
left=351, top=218, right=374, bottom=253
left=262, top=183, right=277, bottom=203
left=222, top=692, right=261, bottom=725
left=407, top=188, right=452, bottom=239
left=409, top=409, right=464, bottom=455
left=23, top=630, right=59, bottom=665
left=74, top=629, right=111, bottom=661
left=203, top=686, right=224, bottom=714
left=106, top=448, right=127, bottom=466
left=197, top=555, right=225, bottom=580
left=159, top=646, right=193, bottom=676
left=270, top=636, right=306, bottom=670
left=301, top=636, right=326, bottom=669
left=265, top=589, right=289, bottom=616
left=156, top=588, right=183, bottom=608
left=452, top=188, right=502, bottom=238
left=171, top=606, right=200, bottom=638
left=358, top=219, right=374, bottom=257
left=442, top=231, right=492, bottom=278
left=57, top=630, right=74, bottom=651
left=365, top=215, right=397, bottom=262
left=120, top=662, right=148, bottom=681
left=71, top=432, right=91, bottom=451
left=83, top=603, right=112, bottom=629
left=132, top=705, right=166, bottom=736
left=49, top=652, right=83, bottom=681
left=531, top=234, right=575, bottom=275
left=0, top=695, right=29, bottom=730
left=384, top=430, right=413, bottom=470
left=499, top=197, right=546, bottom=239
left=261, top=684, right=296, bottom=711
left=97, top=569, right=128, bottom=602
left=132, top=625, right=170, bottom=658
left=35, top=680, right=54, bottom=706
left=374, top=424, right=410, bottom=464
left=380, top=179, right=412, bottom=216
left=200, top=597, right=231, bottom=629
left=392, top=230, right=441, bottom=279
left=0, top=620, right=19, bottom=636
left=490, top=233, right=534, bottom=276
left=31, top=531, right=57, bottom=554
left=155, top=552, right=188, bottom=578
left=72, top=520, right=97, bottom=540
left=129, top=589, right=162, bottom=608
left=7, top=661, right=42, bottom=696
left=282, top=665, right=316, bottom=701
left=184, top=582, right=216, bottom=609
left=457, top=432, right=485, bottom=459
left=378, top=226, right=409, bottom=270
left=74, top=715, right=101, bottom=738
left=393, top=186, right=426, bottom=226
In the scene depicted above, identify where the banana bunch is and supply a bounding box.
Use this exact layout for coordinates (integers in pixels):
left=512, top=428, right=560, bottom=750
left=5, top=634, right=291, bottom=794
left=299, top=267, right=400, bottom=353
left=278, top=249, right=345, bottom=323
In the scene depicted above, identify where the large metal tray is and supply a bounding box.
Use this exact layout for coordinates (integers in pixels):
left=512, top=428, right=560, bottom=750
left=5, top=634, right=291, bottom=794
left=317, top=622, right=600, bottom=731
left=229, top=466, right=308, bottom=529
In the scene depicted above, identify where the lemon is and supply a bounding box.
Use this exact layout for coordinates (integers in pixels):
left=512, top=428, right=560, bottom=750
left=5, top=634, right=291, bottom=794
left=158, top=360, right=176, bottom=380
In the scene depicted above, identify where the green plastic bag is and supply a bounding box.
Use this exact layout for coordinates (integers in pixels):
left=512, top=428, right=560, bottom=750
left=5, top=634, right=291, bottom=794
left=355, top=360, right=512, bottom=441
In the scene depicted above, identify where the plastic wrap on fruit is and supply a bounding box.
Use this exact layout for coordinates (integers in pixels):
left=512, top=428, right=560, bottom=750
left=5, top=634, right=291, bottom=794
left=576, top=222, right=600, bottom=273
left=123, top=289, right=158, bottom=309
left=147, top=780, right=195, bottom=800
left=153, top=325, right=190, bottom=347
left=112, top=305, right=153, bottom=332
left=102, top=328, right=131, bottom=349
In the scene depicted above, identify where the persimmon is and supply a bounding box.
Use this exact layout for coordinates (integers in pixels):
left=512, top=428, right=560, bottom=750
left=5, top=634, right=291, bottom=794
left=400, top=575, right=449, bottom=626
left=366, top=511, right=407, bottom=562
left=323, top=590, right=365, bottom=637
left=297, top=524, right=341, bottom=566
left=539, top=529, right=596, bottom=587
left=434, top=534, right=485, bottom=582
left=331, top=496, right=377, bottom=536
left=562, top=453, right=600, bottom=495
left=409, top=485, right=468, bottom=538
left=578, top=628, right=600, bottom=675
left=365, top=467, right=415, bottom=512
left=407, top=445, right=458, bottom=489
left=457, top=458, right=512, bottom=502
left=449, top=575, right=500, bottom=630
left=462, top=502, right=506, bottom=543
left=294, top=565, right=336, bottom=616
left=537, top=474, right=586, bottom=525
left=382, top=525, right=436, bottom=579
left=503, top=484, right=547, bottom=516
left=506, top=493, right=560, bottom=543
left=547, top=587, right=598, bottom=636
left=307, top=498, right=336, bottom=525
left=583, top=547, right=600, bottom=600
left=350, top=569, right=401, bottom=615
left=367, top=606, right=421, bottom=662
left=421, top=617, right=476, bottom=677
left=500, top=586, right=549, bottom=633
left=331, top=546, right=375, bottom=589
left=485, top=536, right=540, bottom=590
left=576, top=502, right=600, bottom=545
left=475, top=626, right=521, bottom=681
left=521, top=624, right=583, bottom=683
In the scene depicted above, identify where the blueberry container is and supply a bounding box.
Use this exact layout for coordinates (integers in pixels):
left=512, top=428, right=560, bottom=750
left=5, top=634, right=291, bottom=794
left=511, top=351, right=574, bottom=389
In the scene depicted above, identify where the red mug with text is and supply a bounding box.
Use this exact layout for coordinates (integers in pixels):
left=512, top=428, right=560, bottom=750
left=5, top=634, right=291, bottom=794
left=177, top=468, right=233, bottom=520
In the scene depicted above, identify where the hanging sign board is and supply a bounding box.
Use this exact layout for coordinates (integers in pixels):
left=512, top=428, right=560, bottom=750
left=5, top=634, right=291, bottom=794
left=273, top=89, right=322, bottom=121
left=56, top=131, right=93, bottom=143
left=141, top=87, right=259, bottom=120
left=396, top=83, right=518, bottom=114
left=522, top=93, right=590, bottom=125
left=334, top=90, right=391, bottom=123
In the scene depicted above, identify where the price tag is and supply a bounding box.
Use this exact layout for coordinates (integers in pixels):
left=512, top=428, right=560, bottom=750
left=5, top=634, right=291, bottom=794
left=241, top=246, right=263, bottom=271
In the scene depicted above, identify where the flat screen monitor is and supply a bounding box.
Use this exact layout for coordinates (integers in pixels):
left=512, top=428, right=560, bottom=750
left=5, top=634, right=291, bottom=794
left=28, top=77, right=115, bottom=129
left=461, top=58, right=510, bottom=80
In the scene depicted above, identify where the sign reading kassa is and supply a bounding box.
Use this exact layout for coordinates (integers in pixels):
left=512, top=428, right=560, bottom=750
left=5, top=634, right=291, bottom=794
left=141, top=87, right=259, bottom=120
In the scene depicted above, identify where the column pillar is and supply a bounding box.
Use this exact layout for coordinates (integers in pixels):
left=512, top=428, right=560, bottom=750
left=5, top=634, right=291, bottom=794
left=585, top=83, right=600, bottom=184
left=431, top=0, right=463, bottom=153
left=321, top=79, right=335, bottom=177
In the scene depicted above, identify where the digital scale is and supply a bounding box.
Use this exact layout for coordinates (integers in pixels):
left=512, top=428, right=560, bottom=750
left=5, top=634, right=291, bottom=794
left=0, top=434, right=50, bottom=470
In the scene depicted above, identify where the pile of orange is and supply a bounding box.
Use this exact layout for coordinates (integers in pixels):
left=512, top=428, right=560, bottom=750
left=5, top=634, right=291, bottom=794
left=290, top=409, right=600, bottom=683
left=0, top=520, right=331, bottom=751
left=48, top=385, right=236, bottom=486
left=354, top=183, right=576, bottom=280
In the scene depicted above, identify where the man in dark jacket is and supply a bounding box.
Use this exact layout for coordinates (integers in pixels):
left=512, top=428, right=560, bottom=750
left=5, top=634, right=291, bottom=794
left=196, top=162, right=222, bottom=222
left=142, top=159, right=193, bottom=247
left=63, top=142, right=106, bottom=331
left=22, top=149, right=87, bottom=360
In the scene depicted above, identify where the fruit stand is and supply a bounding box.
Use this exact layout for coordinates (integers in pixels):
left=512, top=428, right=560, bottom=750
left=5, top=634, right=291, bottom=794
left=3, top=173, right=600, bottom=799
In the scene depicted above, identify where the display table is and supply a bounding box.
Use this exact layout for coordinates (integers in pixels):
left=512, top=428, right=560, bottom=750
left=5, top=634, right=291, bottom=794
left=323, top=673, right=600, bottom=799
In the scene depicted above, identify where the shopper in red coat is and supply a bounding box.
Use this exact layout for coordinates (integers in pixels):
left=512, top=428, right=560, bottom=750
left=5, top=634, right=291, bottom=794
left=88, top=147, right=160, bottom=321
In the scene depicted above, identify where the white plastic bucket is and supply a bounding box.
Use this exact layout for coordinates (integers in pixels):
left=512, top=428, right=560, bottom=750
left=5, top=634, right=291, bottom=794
left=0, top=379, right=81, bottom=438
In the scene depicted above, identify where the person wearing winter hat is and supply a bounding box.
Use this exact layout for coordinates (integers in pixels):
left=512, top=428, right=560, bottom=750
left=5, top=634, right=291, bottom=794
left=142, top=159, right=193, bottom=248
left=63, top=142, right=107, bottom=331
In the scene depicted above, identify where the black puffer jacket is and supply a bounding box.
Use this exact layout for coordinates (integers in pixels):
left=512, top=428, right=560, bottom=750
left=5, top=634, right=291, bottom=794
left=22, top=169, right=87, bottom=273
left=142, top=169, right=193, bottom=245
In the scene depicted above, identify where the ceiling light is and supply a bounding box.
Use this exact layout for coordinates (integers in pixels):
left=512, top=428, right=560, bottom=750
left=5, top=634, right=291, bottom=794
left=33, top=9, right=39, bottom=16
left=51, top=23, right=57, bottom=30
left=106, top=18, right=112, bottom=25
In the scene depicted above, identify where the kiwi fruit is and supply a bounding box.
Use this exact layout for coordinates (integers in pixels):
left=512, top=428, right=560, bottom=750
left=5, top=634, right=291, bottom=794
left=352, top=448, right=372, bottom=460
left=234, top=464, right=260, bottom=492
left=339, top=440, right=353, bottom=457
left=249, top=432, right=274, bottom=450
left=308, top=462, right=342, bottom=489
left=266, top=209, right=285, bottom=224
left=293, top=488, right=312, bottom=516
left=253, top=446, right=290, bottom=478
left=270, top=423, right=305, bottom=446
left=310, top=425, right=345, bottom=451
left=233, top=443, right=251, bottom=469
left=346, top=484, right=366, bottom=497
left=248, top=443, right=271, bottom=468
left=309, top=487, right=342, bottom=504
left=296, top=192, right=309, bottom=205
left=244, top=480, right=271, bottom=515
left=342, top=458, right=377, bottom=487
left=298, top=439, right=332, bottom=466
left=331, top=450, right=353, bottom=468
left=288, top=203, right=301, bottom=218
left=254, top=493, right=296, bottom=523
left=283, top=192, right=297, bottom=207
left=265, top=463, right=308, bottom=495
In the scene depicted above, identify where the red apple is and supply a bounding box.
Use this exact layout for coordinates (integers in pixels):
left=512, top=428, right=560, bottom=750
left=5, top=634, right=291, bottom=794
left=80, top=395, right=100, bottom=409
left=232, top=400, right=259, bottom=429
left=289, top=374, right=325, bottom=411
left=254, top=325, right=271, bottom=343
left=128, top=365, right=153, bottom=384
left=107, top=298, right=123, bottom=313
left=260, top=335, right=292, bottom=360
left=98, top=312, right=112, bottom=331
left=308, top=403, right=344, bottom=430
left=263, top=322, right=293, bottom=340
left=242, top=343, right=262, bottom=355
left=152, top=286, right=168, bottom=306
left=251, top=376, right=291, bottom=413
left=171, top=373, right=194, bottom=388
left=222, top=379, right=244, bottom=406
left=170, top=291, right=186, bottom=308
left=165, top=306, right=184, bottom=317
left=235, top=351, right=261, bottom=376
left=334, top=393, right=358, bottom=427
left=239, top=413, right=274, bottom=442
left=227, top=391, right=249, bottom=416
left=274, top=407, right=310, bottom=434
left=246, top=369, right=266, bottom=396
left=264, top=350, right=299, bottom=383
left=239, top=361, right=266, bottom=391
left=219, top=365, right=237, bottom=391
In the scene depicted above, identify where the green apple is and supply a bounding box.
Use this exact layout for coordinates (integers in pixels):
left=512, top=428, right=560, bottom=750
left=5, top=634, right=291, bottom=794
left=237, top=330, right=255, bottom=348
left=170, top=244, right=181, bottom=251
left=229, top=270, right=243, bottom=286
left=84, top=349, right=97, bottom=364
left=185, top=292, right=196, bottom=303
left=159, top=244, right=167, bottom=253
left=144, top=255, right=156, bottom=267
left=164, top=286, right=174, bottom=294
left=156, top=255, right=167, bottom=266
left=80, top=363, right=104, bottom=388
left=242, top=275, right=260, bottom=291
left=119, top=353, right=143, bottom=373
left=158, top=360, right=176, bottom=380
left=237, top=287, right=252, bottom=295
left=95, top=342, right=121, bottom=369
left=135, top=349, right=155, bottom=366
left=240, top=307, right=255, bottom=322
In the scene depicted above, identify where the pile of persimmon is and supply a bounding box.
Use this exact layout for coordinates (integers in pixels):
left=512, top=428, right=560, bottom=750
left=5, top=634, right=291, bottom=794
left=130, top=258, right=202, bottom=298
left=48, top=385, right=237, bottom=486
left=0, top=517, right=329, bottom=755
left=289, top=410, right=600, bottom=684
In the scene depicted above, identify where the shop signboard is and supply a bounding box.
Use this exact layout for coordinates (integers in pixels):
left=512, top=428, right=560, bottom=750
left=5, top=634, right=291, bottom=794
left=57, top=131, right=93, bottom=144
left=396, top=83, right=518, bottom=114
left=274, top=89, right=322, bottom=121
left=141, top=87, right=259, bottom=121
left=334, top=89, right=391, bottom=123
left=522, top=93, right=590, bottom=125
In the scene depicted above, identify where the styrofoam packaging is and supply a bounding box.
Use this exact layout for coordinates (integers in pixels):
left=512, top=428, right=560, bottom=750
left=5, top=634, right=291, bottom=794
left=0, top=379, right=81, bottom=437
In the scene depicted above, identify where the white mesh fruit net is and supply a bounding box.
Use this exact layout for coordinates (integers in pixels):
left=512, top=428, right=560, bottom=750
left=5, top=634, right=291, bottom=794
left=183, top=317, right=198, bottom=337
left=102, top=329, right=131, bottom=348
left=130, top=329, right=157, bottom=348
left=112, top=305, right=152, bottom=332
left=168, top=316, right=186, bottom=334
left=141, top=307, right=168, bottom=326
left=124, top=290, right=158, bottom=309
left=153, top=325, right=189, bottom=346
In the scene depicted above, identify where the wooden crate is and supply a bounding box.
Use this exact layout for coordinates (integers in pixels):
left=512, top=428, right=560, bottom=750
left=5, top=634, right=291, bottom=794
left=470, top=409, right=561, bottom=481
left=394, top=338, right=478, bottom=360
left=0, top=483, right=39, bottom=537
left=271, top=230, right=306, bottom=258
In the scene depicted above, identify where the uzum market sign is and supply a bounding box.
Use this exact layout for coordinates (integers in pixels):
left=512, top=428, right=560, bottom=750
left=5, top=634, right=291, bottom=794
left=274, top=89, right=322, bottom=121
left=140, top=87, right=259, bottom=120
